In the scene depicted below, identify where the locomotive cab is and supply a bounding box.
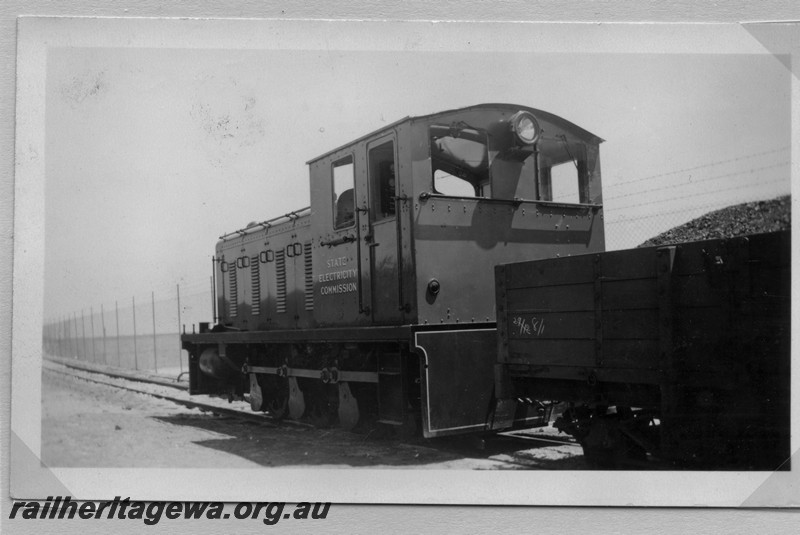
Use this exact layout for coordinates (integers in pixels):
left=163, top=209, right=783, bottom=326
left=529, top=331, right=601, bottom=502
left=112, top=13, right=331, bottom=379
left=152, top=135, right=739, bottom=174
left=411, top=106, right=605, bottom=326
left=309, top=133, right=406, bottom=326
left=309, top=104, right=605, bottom=330
left=406, top=105, right=606, bottom=436
left=305, top=104, right=606, bottom=436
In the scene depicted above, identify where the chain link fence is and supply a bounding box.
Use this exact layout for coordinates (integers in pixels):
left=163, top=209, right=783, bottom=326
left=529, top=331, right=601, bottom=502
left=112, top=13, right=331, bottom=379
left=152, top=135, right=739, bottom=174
left=42, top=280, right=213, bottom=377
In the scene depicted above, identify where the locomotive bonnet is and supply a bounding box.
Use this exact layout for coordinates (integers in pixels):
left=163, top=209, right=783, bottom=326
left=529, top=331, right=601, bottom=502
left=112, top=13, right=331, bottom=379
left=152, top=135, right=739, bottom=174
left=182, top=103, right=605, bottom=437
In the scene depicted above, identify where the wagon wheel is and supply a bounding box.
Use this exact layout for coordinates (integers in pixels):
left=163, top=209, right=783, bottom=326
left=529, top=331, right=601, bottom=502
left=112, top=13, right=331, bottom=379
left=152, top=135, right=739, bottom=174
left=579, top=417, right=648, bottom=468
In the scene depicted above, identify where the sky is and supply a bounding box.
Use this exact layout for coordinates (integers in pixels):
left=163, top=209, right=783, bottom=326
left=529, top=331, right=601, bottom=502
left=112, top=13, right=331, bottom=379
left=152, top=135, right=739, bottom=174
left=43, top=42, right=791, bottom=326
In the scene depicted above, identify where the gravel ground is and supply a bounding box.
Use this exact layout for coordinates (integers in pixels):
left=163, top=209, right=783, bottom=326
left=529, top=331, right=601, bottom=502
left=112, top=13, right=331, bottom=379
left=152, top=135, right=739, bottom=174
left=639, top=195, right=790, bottom=247
left=41, top=364, right=586, bottom=470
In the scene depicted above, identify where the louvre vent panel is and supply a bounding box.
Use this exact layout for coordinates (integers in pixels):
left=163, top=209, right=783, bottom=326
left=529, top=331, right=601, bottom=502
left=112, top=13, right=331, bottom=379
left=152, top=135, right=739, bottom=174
left=229, top=268, right=238, bottom=317
left=276, top=250, right=287, bottom=314
left=304, top=242, right=314, bottom=311
left=251, top=256, right=260, bottom=315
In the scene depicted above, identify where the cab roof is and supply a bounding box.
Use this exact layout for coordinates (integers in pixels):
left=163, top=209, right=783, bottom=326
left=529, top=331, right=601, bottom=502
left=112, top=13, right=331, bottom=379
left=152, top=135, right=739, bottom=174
left=307, top=103, right=603, bottom=165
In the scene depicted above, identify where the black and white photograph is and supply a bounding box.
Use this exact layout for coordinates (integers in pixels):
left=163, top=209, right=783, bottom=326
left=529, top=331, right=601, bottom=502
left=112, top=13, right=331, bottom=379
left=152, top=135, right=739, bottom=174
left=4, top=10, right=799, bottom=529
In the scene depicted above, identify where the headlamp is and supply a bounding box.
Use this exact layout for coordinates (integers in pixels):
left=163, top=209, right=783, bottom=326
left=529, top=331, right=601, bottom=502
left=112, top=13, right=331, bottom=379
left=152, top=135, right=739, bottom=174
left=510, top=111, right=539, bottom=145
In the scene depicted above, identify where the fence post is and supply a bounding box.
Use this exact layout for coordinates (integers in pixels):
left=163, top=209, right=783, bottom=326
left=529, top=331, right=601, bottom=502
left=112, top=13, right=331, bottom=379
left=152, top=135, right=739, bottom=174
left=90, top=306, right=96, bottom=363
left=152, top=291, right=158, bottom=373
left=177, top=283, right=183, bottom=373
left=81, top=309, right=87, bottom=362
left=73, top=312, right=79, bottom=359
left=115, top=300, right=121, bottom=367
left=101, top=303, right=107, bottom=365
left=132, top=296, right=138, bottom=370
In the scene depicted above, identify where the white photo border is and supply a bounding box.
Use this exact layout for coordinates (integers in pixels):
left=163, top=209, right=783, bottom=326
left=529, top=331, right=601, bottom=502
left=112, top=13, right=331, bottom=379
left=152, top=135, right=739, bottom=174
left=12, top=16, right=799, bottom=506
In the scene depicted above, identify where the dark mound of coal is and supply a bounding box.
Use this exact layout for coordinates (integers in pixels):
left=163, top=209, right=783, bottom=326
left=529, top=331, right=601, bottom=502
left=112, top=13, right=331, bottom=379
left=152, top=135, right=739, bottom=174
left=639, top=195, right=790, bottom=247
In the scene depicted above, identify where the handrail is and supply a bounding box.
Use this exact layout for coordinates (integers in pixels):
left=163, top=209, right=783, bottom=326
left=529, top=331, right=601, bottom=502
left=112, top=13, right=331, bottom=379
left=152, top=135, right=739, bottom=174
left=319, top=234, right=357, bottom=248
left=417, top=191, right=602, bottom=210
left=219, top=206, right=311, bottom=240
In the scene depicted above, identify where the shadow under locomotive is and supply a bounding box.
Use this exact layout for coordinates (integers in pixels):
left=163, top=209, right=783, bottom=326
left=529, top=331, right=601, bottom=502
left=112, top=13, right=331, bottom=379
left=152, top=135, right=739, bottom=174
left=151, top=412, right=587, bottom=469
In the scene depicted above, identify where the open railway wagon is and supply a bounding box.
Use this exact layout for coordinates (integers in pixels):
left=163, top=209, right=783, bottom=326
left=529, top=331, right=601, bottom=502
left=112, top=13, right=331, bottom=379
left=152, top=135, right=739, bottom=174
left=181, top=103, right=606, bottom=438
left=494, top=230, right=791, bottom=469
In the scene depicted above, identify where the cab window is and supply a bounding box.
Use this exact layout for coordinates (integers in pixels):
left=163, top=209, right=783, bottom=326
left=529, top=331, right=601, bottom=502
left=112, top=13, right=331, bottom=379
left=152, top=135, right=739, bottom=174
left=332, top=156, right=355, bottom=229
left=434, top=169, right=479, bottom=197
left=428, top=122, right=594, bottom=205
left=537, top=137, right=588, bottom=204
left=548, top=161, right=581, bottom=203
left=429, top=125, right=489, bottom=197
left=368, top=140, right=396, bottom=221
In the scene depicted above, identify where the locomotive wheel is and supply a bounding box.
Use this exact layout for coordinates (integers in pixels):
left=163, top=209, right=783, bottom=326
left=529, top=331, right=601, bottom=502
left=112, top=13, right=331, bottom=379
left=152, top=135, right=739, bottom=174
left=264, top=375, right=289, bottom=419
left=305, top=382, right=338, bottom=428
left=337, top=382, right=359, bottom=431
left=249, top=374, right=264, bottom=412
left=288, top=377, right=306, bottom=420
left=269, top=395, right=288, bottom=419
left=392, top=408, right=420, bottom=439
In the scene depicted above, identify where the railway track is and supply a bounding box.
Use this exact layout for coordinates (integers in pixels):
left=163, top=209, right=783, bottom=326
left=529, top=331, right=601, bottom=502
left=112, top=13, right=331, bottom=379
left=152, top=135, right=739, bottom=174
left=45, top=356, right=190, bottom=390
left=43, top=357, right=586, bottom=469
left=43, top=358, right=312, bottom=429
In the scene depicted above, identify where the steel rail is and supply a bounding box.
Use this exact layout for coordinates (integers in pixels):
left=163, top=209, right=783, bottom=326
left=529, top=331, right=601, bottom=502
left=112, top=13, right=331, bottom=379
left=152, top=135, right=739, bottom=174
left=43, top=362, right=313, bottom=429
left=46, top=356, right=188, bottom=391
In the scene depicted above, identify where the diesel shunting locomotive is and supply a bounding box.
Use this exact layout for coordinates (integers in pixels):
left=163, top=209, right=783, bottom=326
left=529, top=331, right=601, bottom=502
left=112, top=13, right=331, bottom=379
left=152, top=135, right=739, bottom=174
left=181, top=103, right=605, bottom=438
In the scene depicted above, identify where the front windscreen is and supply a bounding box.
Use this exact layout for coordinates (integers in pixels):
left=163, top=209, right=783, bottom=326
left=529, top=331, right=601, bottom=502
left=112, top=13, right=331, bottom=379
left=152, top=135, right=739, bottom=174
left=428, top=122, right=597, bottom=205
left=537, top=136, right=588, bottom=204
left=430, top=125, right=489, bottom=197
